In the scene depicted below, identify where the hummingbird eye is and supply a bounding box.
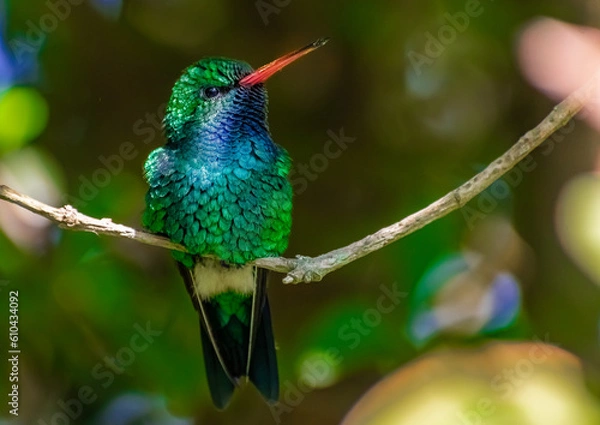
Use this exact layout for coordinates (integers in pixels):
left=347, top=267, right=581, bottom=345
left=202, top=86, right=221, bottom=99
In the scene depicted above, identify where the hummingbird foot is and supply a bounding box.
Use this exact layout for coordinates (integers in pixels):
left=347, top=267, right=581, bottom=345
left=281, top=255, right=325, bottom=284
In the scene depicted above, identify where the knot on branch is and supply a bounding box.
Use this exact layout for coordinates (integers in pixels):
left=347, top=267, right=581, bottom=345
left=60, top=205, right=79, bottom=227
left=452, top=190, right=464, bottom=208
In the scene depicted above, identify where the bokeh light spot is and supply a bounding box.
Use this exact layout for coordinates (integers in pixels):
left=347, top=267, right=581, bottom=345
left=556, top=174, right=600, bottom=287
left=0, top=87, right=49, bottom=153
left=297, top=350, right=341, bottom=389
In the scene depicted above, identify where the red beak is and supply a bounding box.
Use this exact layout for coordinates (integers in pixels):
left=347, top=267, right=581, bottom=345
left=239, top=38, right=329, bottom=87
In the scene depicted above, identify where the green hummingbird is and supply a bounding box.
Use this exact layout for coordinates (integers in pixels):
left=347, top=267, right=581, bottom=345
left=142, top=38, right=328, bottom=409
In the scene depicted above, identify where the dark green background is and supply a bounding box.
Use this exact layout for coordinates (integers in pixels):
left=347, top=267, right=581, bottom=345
left=1, top=0, right=599, bottom=424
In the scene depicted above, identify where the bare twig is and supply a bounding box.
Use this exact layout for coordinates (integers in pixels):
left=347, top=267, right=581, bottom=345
left=0, top=75, right=596, bottom=283
left=0, top=185, right=184, bottom=252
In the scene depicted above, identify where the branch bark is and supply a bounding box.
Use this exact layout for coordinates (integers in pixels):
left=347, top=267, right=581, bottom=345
left=0, top=75, right=596, bottom=283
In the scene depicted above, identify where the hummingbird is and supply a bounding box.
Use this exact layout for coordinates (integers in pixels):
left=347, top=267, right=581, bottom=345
left=142, top=38, right=328, bottom=409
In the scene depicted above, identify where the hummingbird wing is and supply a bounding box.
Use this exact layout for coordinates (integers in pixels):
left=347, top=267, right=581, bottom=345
left=246, top=267, right=267, bottom=375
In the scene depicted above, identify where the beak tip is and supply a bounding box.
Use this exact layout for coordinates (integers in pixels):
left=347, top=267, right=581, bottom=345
left=239, top=37, right=330, bottom=86
left=312, top=37, right=331, bottom=48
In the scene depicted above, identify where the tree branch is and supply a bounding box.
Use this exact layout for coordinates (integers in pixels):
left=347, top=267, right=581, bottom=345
left=0, top=75, right=596, bottom=283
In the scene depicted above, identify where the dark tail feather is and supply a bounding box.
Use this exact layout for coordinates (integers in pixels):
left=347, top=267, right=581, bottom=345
left=198, top=296, right=249, bottom=409
left=248, top=296, right=279, bottom=403
left=199, top=324, right=236, bottom=409
left=177, top=262, right=279, bottom=407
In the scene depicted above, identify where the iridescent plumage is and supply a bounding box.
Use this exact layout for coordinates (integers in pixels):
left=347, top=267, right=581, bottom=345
left=144, top=59, right=292, bottom=266
left=143, top=39, right=327, bottom=409
left=143, top=58, right=290, bottom=408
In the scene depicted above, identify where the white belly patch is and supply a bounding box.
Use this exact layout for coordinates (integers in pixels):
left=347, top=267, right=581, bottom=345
left=192, top=258, right=255, bottom=300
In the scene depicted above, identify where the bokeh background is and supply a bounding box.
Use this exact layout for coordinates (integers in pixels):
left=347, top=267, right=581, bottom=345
left=1, top=0, right=600, bottom=424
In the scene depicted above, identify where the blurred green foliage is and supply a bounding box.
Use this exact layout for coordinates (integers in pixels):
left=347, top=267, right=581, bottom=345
left=0, top=0, right=599, bottom=424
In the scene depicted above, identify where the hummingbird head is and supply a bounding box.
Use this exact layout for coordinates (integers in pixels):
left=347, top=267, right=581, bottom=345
left=163, top=38, right=329, bottom=146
